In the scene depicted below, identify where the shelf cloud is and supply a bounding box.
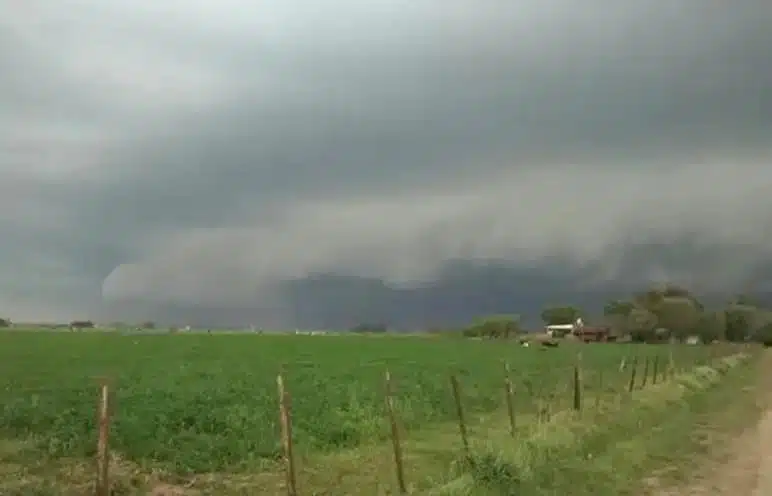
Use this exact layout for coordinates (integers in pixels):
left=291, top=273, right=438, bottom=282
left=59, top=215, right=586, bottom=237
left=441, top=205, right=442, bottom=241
left=3, top=0, right=771, bottom=323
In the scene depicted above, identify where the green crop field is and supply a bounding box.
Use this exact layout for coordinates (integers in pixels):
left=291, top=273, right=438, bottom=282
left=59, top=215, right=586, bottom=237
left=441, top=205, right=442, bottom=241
left=0, top=332, right=712, bottom=473
left=0, top=331, right=713, bottom=480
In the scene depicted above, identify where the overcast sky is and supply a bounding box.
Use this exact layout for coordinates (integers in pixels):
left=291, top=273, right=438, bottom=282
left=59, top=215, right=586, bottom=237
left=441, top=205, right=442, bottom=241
left=2, top=1, right=772, bottom=323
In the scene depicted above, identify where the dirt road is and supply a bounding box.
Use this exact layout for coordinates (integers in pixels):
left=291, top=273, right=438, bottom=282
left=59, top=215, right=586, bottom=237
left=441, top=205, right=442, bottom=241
left=653, top=354, right=772, bottom=496
left=752, top=408, right=772, bottom=496
left=684, top=407, right=772, bottom=496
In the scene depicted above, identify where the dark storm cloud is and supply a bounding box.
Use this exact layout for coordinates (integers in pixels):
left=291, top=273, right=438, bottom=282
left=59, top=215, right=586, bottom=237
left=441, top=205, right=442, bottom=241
left=2, top=0, right=772, bottom=323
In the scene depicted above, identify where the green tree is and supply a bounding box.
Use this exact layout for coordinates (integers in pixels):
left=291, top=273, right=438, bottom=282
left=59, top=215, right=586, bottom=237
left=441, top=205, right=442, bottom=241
left=633, top=288, right=666, bottom=313
left=725, top=304, right=757, bottom=342
left=634, top=284, right=703, bottom=315
left=0, top=317, right=9, bottom=327
left=603, top=300, right=635, bottom=317
left=626, top=307, right=658, bottom=342
left=630, top=284, right=703, bottom=342
left=540, top=306, right=582, bottom=326
left=655, top=297, right=701, bottom=342
left=464, top=315, right=520, bottom=339
left=696, top=311, right=726, bottom=343
left=350, top=323, right=387, bottom=333
left=752, top=321, right=772, bottom=345
left=69, top=320, right=94, bottom=330
left=603, top=300, right=635, bottom=337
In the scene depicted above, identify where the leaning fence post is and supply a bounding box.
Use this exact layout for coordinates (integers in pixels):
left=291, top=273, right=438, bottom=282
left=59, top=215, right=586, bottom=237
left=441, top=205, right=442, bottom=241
left=628, top=356, right=638, bottom=393
left=449, top=373, right=470, bottom=456
left=572, top=356, right=582, bottom=412
left=504, top=363, right=516, bottom=437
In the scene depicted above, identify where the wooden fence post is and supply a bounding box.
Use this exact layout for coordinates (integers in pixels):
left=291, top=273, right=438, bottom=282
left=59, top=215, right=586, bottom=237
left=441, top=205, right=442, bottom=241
left=572, top=362, right=582, bottom=412
left=449, top=374, right=470, bottom=456
left=384, top=370, right=407, bottom=494
left=504, top=363, right=516, bottom=437
left=595, top=370, right=603, bottom=411
left=95, top=378, right=111, bottom=496
left=628, top=356, right=638, bottom=393
left=652, top=356, right=659, bottom=385
left=277, top=374, right=298, bottom=496
left=641, top=357, right=650, bottom=388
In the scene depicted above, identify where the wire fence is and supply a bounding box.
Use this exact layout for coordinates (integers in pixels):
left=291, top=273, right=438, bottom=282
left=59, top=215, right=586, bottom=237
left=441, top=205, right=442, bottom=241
left=23, top=342, right=742, bottom=495
left=0, top=344, right=742, bottom=496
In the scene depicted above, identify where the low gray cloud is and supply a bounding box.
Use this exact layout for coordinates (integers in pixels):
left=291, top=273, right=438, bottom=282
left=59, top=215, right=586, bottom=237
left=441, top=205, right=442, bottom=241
left=2, top=0, right=772, bottom=324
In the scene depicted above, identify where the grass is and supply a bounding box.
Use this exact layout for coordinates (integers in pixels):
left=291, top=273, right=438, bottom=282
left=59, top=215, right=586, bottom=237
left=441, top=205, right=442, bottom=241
left=447, top=352, right=759, bottom=496
left=0, top=330, right=751, bottom=494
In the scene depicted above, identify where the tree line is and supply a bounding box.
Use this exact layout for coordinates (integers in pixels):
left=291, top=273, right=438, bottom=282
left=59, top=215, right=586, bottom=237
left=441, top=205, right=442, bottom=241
left=461, top=285, right=772, bottom=344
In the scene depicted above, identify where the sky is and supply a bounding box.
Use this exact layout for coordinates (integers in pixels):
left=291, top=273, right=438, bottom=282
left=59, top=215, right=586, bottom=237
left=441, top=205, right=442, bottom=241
left=2, top=1, right=772, bottom=326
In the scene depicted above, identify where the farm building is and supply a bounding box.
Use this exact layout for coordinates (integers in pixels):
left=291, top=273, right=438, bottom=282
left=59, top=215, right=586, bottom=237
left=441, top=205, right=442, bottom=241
left=544, top=318, right=612, bottom=343
left=544, top=324, right=574, bottom=337
left=573, top=326, right=612, bottom=342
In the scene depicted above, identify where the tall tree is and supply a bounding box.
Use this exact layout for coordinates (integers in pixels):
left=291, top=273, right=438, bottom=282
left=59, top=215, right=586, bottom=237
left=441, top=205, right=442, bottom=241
left=602, top=300, right=636, bottom=337
left=655, top=297, right=701, bottom=342
left=725, top=303, right=758, bottom=342
left=540, top=306, right=582, bottom=326
left=626, top=307, right=658, bottom=343
left=634, top=284, right=703, bottom=315
left=603, top=300, right=635, bottom=317
left=464, top=315, right=520, bottom=339
left=753, top=321, right=772, bottom=345
left=696, top=311, right=726, bottom=343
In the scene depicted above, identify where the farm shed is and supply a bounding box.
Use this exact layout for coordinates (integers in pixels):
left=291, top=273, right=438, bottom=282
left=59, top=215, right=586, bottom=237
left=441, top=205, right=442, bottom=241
left=574, top=326, right=611, bottom=342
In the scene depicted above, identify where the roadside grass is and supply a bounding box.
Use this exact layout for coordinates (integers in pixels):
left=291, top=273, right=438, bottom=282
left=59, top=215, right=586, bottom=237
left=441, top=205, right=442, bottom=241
left=420, top=352, right=760, bottom=496
left=0, top=350, right=758, bottom=495
left=636, top=347, right=771, bottom=495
